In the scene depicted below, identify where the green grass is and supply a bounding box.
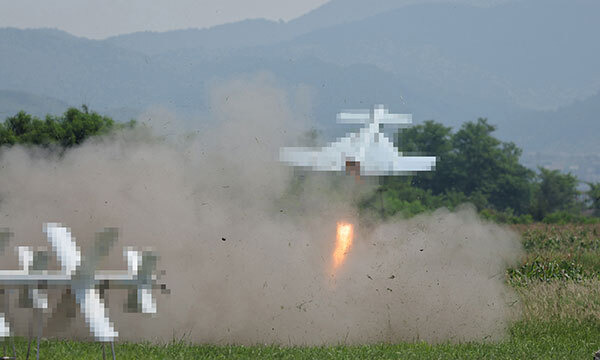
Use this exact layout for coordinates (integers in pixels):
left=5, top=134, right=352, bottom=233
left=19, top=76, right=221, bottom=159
left=4, top=319, right=599, bottom=359
left=507, top=256, right=587, bottom=285
left=507, top=223, right=600, bottom=285
left=518, top=223, right=600, bottom=252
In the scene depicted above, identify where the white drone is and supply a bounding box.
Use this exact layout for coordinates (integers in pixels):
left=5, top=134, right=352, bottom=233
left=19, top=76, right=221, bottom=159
left=0, top=223, right=166, bottom=359
left=280, top=105, right=436, bottom=176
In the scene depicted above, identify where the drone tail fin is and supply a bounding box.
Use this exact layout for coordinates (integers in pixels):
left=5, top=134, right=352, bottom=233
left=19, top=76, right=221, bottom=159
left=124, top=249, right=158, bottom=314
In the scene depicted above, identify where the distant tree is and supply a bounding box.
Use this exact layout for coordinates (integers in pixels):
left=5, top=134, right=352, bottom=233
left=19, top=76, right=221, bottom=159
left=0, top=106, right=130, bottom=149
left=449, top=118, right=534, bottom=213
left=58, top=107, right=115, bottom=147
left=530, top=167, right=580, bottom=220
left=397, top=118, right=533, bottom=213
left=0, top=121, right=17, bottom=145
left=4, top=111, right=33, bottom=139
left=586, top=182, right=600, bottom=216
left=397, top=120, right=453, bottom=194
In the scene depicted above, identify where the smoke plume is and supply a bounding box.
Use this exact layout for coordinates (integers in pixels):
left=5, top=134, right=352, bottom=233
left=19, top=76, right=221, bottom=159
left=0, top=75, right=523, bottom=345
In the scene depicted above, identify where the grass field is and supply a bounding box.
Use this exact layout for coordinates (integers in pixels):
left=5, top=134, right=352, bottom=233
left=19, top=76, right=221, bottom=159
left=3, top=223, right=600, bottom=359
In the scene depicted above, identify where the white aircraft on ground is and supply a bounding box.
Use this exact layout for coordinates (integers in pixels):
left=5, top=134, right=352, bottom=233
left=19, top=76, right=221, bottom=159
left=0, top=223, right=166, bottom=359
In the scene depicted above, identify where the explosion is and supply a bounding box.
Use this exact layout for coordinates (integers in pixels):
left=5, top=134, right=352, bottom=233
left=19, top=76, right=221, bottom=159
left=332, top=222, right=354, bottom=270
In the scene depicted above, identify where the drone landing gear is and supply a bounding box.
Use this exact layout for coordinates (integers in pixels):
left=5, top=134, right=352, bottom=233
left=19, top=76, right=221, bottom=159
left=101, top=342, right=116, bottom=360
left=1, top=338, right=16, bottom=360
left=21, top=309, right=117, bottom=360
left=2, top=289, right=16, bottom=360
left=24, top=308, right=42, bottom=360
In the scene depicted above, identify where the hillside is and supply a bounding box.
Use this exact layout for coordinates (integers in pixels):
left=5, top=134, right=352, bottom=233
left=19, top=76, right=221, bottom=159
left=0, top=0, right=598, bottom=180
left=0, top=90, right=69, bottom=119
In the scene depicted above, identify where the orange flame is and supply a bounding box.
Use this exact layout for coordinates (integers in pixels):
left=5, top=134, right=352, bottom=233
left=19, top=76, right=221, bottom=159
left=333, top=222, right=354, bottom=269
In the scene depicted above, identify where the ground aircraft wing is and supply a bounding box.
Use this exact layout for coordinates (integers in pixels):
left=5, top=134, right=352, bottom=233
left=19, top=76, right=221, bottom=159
left=75, top=288, right=118, bottom=342
left=0, top=314, right=9, bottom=337
left=44, top=223, right=118, bottom=342
left=44, top=223, right=81, bottom=275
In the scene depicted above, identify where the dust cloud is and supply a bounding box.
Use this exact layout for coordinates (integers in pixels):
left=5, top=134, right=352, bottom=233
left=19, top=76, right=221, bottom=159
left=0, top=74, right=523, bottom=345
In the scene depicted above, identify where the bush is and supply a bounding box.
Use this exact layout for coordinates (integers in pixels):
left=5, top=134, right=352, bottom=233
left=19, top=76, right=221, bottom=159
left=479, top=208, right=533, bottom=224
left=507, top=257, right=589, bottom=286
left=543, top=211, right=600, bottom=225
left=0, top=107, right=134, bottom=149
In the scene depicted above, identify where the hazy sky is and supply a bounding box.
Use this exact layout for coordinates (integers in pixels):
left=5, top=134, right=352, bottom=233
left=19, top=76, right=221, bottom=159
left=0, top=0, right=330, bottom=39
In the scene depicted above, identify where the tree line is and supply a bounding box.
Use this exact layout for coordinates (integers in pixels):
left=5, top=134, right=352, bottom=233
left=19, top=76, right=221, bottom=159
left=359, top=118, right=599, bottom=223
left=0, top=106, right=135, bottom=149
left=1, top=108, right=598, bottom=224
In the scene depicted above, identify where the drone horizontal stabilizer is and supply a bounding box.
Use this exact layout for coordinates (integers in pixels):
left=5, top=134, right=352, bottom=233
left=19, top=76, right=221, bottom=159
left=336, top=110, right=370, bottom=124
left=337, top=105, right=412, bottom=125
left=375, top=113, right=412, bottom=125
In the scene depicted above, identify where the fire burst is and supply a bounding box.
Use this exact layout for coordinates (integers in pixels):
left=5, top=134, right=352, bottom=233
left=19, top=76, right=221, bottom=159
left=333, top=222, right=354, bottom=270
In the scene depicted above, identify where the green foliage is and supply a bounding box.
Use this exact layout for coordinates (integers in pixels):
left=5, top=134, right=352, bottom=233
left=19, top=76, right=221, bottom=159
left=5, top=320, right=600, bottom=359
left=449, top=119, right=534, bottom=214
left=358, top=177, right=462, bottom=219
left=587, top=182, right=600, bottom=215
left=530, top=168, right=581, bottom=220
left=519, top=223, right=600, bottom=252
left=358, top=179, right=420, bottom=219
left=508, top=224, right=600, bottom=288
left=479, top=208, right=534, bottom=224
left=397, top=120, right=453, bottom=194
left=0, top=107, right=130, bottom=149
left=507, top=257, right=588, bottom=286
left=542, top=211, right=600, bottom=225
left=388, top=117, right=600, bottom=223
left=396, top=118, right=534, bottom=215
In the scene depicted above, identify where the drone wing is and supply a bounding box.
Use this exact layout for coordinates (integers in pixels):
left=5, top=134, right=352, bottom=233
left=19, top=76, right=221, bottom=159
left=44, top=223, right=118, bottom=342
left=359, top=134, right=436, bottom=175
left=74, top=288, right=118, bottom=342
left=279, top=147, right=344, bottom=172
left=391, top=156, right=436, bottom=172
left=44, top=223, right=81, bottom=276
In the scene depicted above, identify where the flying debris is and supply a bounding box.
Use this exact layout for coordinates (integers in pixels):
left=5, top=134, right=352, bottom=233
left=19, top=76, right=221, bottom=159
left=280, top=105, right=436, bottom=176
left=0, top=223, right=167, bottom=359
